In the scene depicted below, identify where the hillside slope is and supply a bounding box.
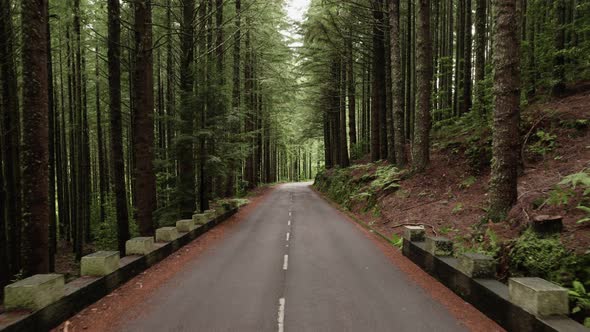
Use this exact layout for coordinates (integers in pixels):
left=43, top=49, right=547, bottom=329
left=315, top=86, right=590, bottom=324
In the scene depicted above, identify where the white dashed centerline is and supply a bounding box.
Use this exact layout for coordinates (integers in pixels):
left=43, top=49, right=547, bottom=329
left=286, top=232, right=290, bottom=241
left=277, top=297, right=285, bottom=332
left=283, top=254, right=289, bottom=270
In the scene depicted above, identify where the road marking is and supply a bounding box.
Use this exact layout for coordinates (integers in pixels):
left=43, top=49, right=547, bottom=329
left=289, top=211, right=291, bottom=217
left=283, top=255, right=289, bottom=270
left=278, top=298, right=285, bottom=332
left=288, top=220, right=291, bottom=226
left=286, top=232, right=290, bottom=241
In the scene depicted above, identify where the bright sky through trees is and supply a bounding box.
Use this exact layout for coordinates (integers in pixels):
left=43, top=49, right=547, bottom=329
left=286, top=0, right=310, bottom=22
left=285, top=0, right=310, bottom=48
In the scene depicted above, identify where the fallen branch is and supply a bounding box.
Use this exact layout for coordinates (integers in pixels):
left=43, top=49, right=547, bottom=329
left=384, top=222, right=438, bottom=237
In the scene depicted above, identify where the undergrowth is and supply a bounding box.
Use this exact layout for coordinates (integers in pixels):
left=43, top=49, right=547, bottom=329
left=314, top=163, right=402, bottom=212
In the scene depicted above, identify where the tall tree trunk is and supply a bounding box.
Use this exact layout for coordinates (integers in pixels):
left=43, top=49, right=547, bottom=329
left=178, top=0, right=196, bottom=218
left=96, top=46, right=107, bottom=223
left=413, top=0, right=433, bottom=171
left=339, top=58, right=350, bottom=167
left=385, top=15, right=396, bottom=164
left=47, top=9, right=57, bottom=271
left=454, top=0, right=465, bottom=116
left=73, top=0, right=84, bottom=261
left=463, top=0, right=473, bottom=113
left=197, top=0, right=210, bottom=212
left=0, top=0, right=22, bottom=278
left=474, top=0, right=487, bottom=116
left=244, top=28, right=256, bottom=187
left=552, top=0, right=566, bottom=96
left=21, top=0, right=50, bottom=275
left=227, top=0, right=241, bottom=196
left=133, top=0, right=157, bottom=236
left=489, top=0, right=521, bottom=220
left=108, top=0, right=130, bottom=254
left=371, top=0, right=386, bottom=161
left=390, top=0, right=407, bottom=167
left=347, top=37, right=357, bottom=150
left=165, top=0, right=175, bottom=200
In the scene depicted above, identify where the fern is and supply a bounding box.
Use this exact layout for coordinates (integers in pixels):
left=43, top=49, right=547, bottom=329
left=577, top=205, right=590, bottom=224
left=559, top=171, right=590, bottom=193
left=570, top=280, right=590, bottom=315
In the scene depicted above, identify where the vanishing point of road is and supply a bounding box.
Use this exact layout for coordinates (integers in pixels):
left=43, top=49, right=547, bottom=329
left=120, top=183, right=497, bottom=332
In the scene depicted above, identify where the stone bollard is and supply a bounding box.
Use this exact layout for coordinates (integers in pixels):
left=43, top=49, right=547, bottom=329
left=126, top=237, right=155, bottom=255
left=403, top=226, right=425, bottom=242
left=193, top=213, right=208, bottom=226
left=176, top=219, right=196, bottom=232
left=509, top=277, right=569, bottom=317
left=425, top=236, right=454, bottom=256
left=81, top=251, right=120, bottom=276
left=4, top=274, right=65, bottom=311
left=156, top=226, right=180, bottom=242
left=457, top=253, right=496, bottom=278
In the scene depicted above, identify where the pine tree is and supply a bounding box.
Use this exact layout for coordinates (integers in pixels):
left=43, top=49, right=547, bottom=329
left=21, top=0, right=50, bottom=275
left=489, top=0, right=521, bottom=220
left=413, top=0, right=433, bottom=171
left=108, top=0, right=130, bottom=254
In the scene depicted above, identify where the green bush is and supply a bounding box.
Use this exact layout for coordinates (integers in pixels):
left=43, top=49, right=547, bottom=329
left=314, top=163, right=401, bottom=211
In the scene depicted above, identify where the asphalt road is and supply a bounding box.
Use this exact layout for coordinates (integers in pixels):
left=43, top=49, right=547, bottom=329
left=122, top=183, right=467, bottom=332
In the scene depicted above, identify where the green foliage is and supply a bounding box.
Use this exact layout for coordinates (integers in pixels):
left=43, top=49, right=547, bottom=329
left=559, top=119, right=589, bottom=131
left=509, top=230, right=590, bottom=290
left=91, top=194, right=139, bottom=251
left=529, top=129, right=557, bottom=156
left=577, top=205, right=590, bottom=224
left=314, top=163, right=402, bottom=212
left=433, top=112, right=492, bottom=173
left=390, top=233, right=403, bottom=249
left=369, top=165, right=401, bottom=193
left=570, top=281, right=590, bottom=315
left=451, top=203, right=464, bottom=214
left=510, top=230, right=568, bottom=279
left=545, top=187, right=575, bottom=206
left=439, top=225, right=458, bottom=235
left=459, top=176, right=477, bottom=189
left=545, top=170, right=590, bottom=223
left=559, top=171, right=590, bottom=193
left=349, top=142, right=367, bottom=161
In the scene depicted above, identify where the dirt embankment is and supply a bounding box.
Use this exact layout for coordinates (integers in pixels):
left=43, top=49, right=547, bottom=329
left=315, top=87, right=590, bottom=324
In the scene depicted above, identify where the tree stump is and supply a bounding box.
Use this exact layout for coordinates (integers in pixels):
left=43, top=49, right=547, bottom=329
left=529, top=215, right=563, bottom=235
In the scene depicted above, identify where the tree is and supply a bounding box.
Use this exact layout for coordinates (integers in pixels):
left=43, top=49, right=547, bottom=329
left=462, top=0, right=473, bottom=114
left=489, top=0, right=521, bottom=220
left=389, top=0, right=407, bottom=167
left=371, top=0, right=386, bottom=162
left=552, top=0, right=566, bottom=96
left=132, top=0, right=157, bottom=236
left=108, top=0, right=130, bottom=254
left=178, top=0, right=196, bottom=218
left=474, top=0, right=487, bottom=116
left=0, top=0, right=22, bottom=279
left=21, top=0, right=50, bottom=275
left=413, top=0, right=432, bottom=171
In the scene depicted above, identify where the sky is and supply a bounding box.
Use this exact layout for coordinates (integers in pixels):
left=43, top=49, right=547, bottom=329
left=284, top=0, right=311, bottom=48
left=285, top=0, right=311, bottom=23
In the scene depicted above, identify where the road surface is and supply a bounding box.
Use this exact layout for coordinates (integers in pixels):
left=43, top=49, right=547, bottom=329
left=122, top=183, right=468, bottom=332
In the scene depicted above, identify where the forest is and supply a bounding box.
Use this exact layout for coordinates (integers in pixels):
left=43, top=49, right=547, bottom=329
left=0, top=0, right=589, bottom=319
